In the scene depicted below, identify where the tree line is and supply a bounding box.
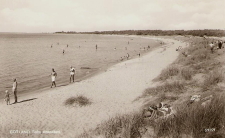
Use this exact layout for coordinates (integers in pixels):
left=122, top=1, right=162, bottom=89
left=55, top=29, right=225, bottom=37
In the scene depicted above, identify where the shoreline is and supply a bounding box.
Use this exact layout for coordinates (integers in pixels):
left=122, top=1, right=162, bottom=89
left=0, top=36, right=182, bottom=138
left=0, top=34, right=161, bottom=101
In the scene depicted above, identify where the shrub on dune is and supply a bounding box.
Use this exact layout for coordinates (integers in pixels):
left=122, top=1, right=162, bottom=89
left=155, top=65, right=180, bottom=81
left=190, top=48, right=211, bottom=62
left=203, top=69, right=224, bottom=89
left=64, top=95, right=92, bottom=107
left=140, top=81, right=186, bottom=99
left=181, top=68, right=194, bottom=80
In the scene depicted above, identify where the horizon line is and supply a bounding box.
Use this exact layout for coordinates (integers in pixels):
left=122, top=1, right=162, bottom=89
left=0, top=29, right=225, bottom=34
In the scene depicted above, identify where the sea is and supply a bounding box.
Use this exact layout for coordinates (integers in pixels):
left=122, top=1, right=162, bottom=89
left=0, top=33, right=160, bottom=98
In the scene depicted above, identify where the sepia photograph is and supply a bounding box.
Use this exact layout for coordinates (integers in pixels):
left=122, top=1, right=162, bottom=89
left=0, top=0, right=225, bottom=137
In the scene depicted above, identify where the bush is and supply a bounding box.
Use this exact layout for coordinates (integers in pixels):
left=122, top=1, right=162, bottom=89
left=155, top=65, right=180, bottom=81
left=176, top=44, right=211, bottom=67
left=203, top=69, right=224, bottom=89
left=140, top=81, right=186, bottom=99
left=181, top=68, right=194, bottom=80
left=190, top=49, right=211, bottom=63
left=158, top=93, right=178, bottom=102
left=64, top=95, right=92, bottom=107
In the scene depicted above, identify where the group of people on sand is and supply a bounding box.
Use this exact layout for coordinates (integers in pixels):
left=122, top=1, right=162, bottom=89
left=4, top=66, right=76, bottom=105
left=143, top=102, right=174, bottom=119
left=50, top=66, right=75, bottom=88
left=209, top=40, right=224, bottom=53
left=177, top=39, right=224, bottom=55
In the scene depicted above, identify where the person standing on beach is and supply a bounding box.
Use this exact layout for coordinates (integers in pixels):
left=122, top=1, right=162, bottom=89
left=63, top=49, right=65, bottom=54
left=51, top=69, right=57, bottom=88
left=96, top=44, right=98, bottom=50
left=209, top=42, right=214, bottom=53
left=127, top=53, right=129, bottom=60
left=4, top=90, right=10, bottom=105
left=218, top=41, right=222, bottom=49
left=70, top=66, right=75, bottom=83
left=12, top=79, right=17, bottom=103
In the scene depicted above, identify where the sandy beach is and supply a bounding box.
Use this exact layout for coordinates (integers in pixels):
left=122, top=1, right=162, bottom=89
left=0, top=37, right=186, bottom=138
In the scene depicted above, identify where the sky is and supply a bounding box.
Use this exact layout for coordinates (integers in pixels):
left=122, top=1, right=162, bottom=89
left=0, top=0, right=224, bottom=32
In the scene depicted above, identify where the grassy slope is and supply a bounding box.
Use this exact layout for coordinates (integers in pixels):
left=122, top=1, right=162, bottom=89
left=78, top=36, right=225, bottom=138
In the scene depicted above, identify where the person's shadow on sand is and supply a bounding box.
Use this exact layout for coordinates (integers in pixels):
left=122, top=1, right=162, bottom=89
left=11, top=98, right=37, bottom=105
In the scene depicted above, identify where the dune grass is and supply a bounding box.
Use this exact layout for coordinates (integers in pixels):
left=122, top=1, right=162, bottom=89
left=157, top=93, right=178, bottom=102
left=78, top=112, right=146, bottom=138
left=154, top=64, right=196, bottom=81
left=180, top=68, right=194, bottom=80
left=64, top=95, right=92, bottom=107
left=139, top=38, right=225, bottom=137
left=154, top=65, right=180, bottom=81
left=203, top=69, right=224, bottom=87
left=153, top=95, right=225, bottom=138
left=140, top=81, right=186, bottom=98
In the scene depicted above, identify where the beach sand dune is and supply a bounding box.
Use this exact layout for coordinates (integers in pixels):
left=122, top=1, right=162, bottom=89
left=0, top=38, right=185, bottom=138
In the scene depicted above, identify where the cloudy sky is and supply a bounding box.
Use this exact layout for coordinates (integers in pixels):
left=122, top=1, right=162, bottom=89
left=0, top=0, right=224, bottom=32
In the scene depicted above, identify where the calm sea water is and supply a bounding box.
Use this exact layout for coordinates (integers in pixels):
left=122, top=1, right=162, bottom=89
left=0, top=33, right=159, bottom=98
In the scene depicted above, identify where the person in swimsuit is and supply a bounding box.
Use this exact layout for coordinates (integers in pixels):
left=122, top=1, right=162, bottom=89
left=5, top=90, right=10, bottom=105
left=70, top=66, right=75, bottom=83
left=51, top=68, right=57, bottom=88
left=12, top=79, right=17, bottom=103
